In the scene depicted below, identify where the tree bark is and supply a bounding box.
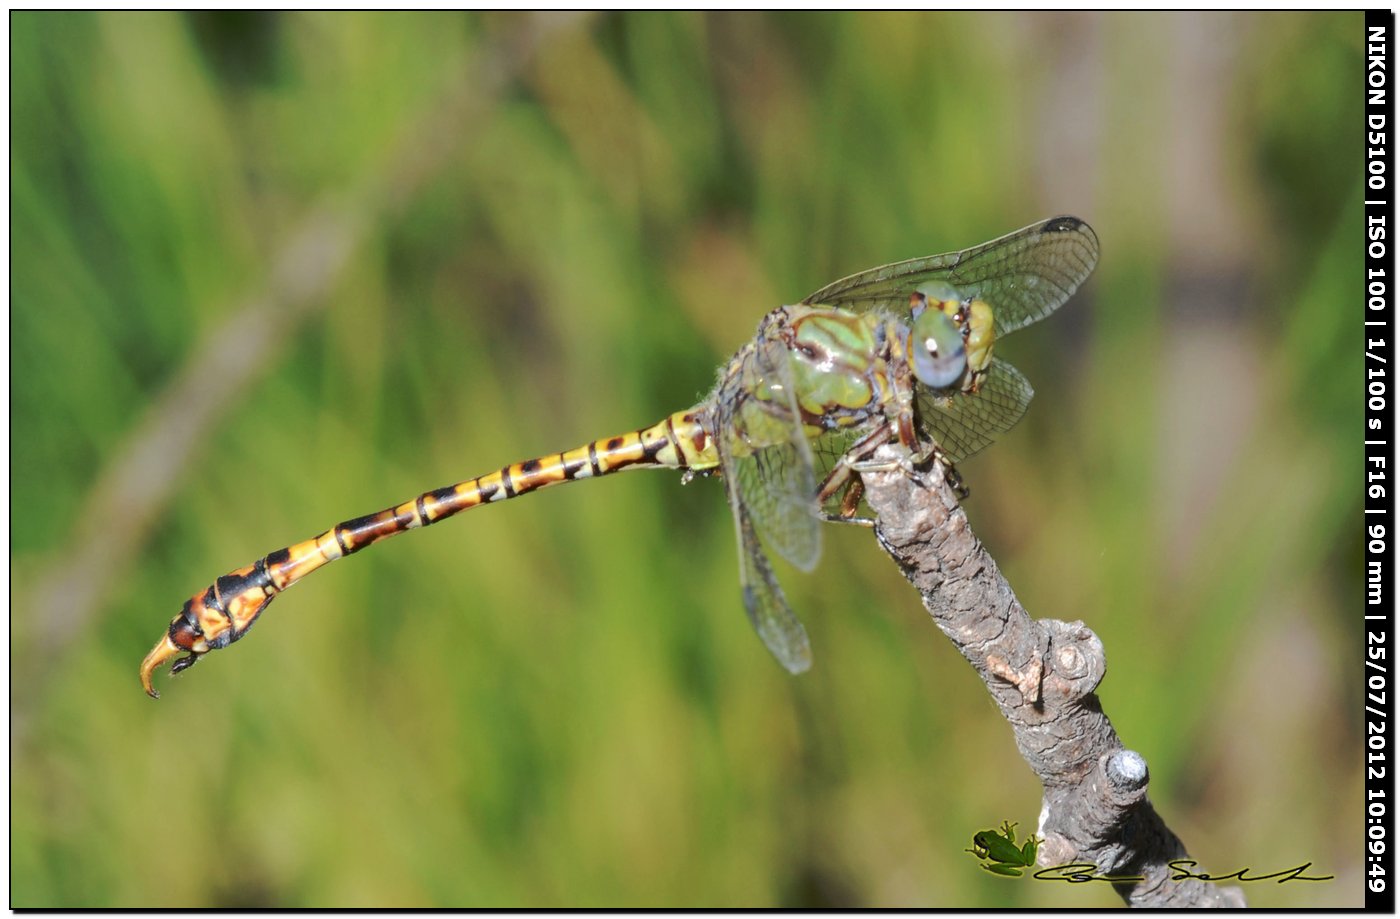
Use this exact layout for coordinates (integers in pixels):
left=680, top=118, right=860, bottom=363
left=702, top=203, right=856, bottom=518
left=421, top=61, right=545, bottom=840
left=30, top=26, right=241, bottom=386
left=859, top=447, right=1246, bottom=908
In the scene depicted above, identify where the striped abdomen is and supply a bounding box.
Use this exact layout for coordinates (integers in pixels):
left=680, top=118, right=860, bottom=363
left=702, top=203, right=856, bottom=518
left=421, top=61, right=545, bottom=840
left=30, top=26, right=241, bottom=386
left=140, top=407, right=715, bottom=697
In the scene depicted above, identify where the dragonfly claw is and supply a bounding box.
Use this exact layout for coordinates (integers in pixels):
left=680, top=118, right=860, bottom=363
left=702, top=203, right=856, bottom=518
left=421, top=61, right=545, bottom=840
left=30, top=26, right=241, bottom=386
left=139, top=602, right=211, bottom=699
left=139, top=640, right=204, bottom=699
left=939, top=461, right=970, bottom=500
left=139, top=634, right=182, bottom=699
left=170, top=652, right=203, bottom=676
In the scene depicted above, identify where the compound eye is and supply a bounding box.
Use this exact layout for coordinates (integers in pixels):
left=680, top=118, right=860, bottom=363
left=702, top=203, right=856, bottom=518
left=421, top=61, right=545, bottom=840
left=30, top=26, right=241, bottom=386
left=916, top=281, right=961, bottom=306
left=909, top=308, right=966, bottom=390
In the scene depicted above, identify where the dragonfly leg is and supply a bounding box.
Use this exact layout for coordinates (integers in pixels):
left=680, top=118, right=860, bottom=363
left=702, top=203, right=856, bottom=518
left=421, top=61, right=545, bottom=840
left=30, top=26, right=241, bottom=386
left=816, top=464, right=873, bottom=523
left=916, top=439, right=971, bottom=499
left=856, top=437, right=968, bottom=501
left=816, top=420, right=899, bottom=501
left=818, top=477, right=877, bottom=527
left=815, top=422, right=904, bottom=527
left=943, top=461, right=971, bottom=500
left=905, top=441, right=971, bottom=500
left=816, top=462, right=853, bottom=505
left=820, top=511, right=876, bottom=528
left=848, top=454, right=909, bottom=473
left=841, top=477, right=866, bottom=517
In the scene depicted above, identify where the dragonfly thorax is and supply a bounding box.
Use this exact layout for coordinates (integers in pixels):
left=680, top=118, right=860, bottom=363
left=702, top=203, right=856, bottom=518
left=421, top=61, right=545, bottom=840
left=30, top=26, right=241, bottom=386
left=783, top=307, right=889, bottom=433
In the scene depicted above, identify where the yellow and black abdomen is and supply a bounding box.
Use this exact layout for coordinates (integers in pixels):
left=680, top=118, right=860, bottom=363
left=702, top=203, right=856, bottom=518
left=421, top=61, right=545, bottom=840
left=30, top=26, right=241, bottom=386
left=139, top=407, right=717, bottom=697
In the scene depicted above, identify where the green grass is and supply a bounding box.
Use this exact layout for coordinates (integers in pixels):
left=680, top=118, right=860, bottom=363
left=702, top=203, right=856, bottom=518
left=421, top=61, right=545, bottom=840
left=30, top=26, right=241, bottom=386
left=11, top=11, right=1363, bottom=907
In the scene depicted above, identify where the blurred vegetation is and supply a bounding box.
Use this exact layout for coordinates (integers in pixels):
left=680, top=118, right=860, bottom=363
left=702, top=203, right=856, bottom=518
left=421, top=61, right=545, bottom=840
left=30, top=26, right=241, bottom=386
left=11, top=11, right=1363, bottom=907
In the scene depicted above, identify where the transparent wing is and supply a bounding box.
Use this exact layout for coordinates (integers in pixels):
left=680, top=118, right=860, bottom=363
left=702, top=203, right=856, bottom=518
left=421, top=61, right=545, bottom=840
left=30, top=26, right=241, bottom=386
left=709, top=330, right=818, bottom=673
left=916, top=357, right=1036, bottom=465
left=802, top=216, right=1099, bottom=339
left=726, top=479, right=812, bottom=674
left=715, top=337, right=822, bottom=573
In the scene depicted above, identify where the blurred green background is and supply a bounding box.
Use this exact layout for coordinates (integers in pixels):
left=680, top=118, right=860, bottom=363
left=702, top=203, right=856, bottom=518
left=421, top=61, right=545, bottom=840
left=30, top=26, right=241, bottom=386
left=11, top=11, right=1363, bottom=907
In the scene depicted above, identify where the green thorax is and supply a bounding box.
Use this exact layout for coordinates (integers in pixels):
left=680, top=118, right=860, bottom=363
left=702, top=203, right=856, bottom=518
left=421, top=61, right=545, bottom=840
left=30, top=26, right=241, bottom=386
left=710, top=305, right=903, bottom=461
left=785, top=306, right=892, bottom=433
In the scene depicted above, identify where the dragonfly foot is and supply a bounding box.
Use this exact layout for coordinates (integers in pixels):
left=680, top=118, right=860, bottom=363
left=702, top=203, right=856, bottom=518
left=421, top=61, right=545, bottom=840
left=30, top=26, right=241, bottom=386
left=903, top=444, right=970, bottom=500
left=850, top=446, right=973, bottom=502
left=942, top=462, right=970, bottom=500
left=909, top=461, right=969, bottom=500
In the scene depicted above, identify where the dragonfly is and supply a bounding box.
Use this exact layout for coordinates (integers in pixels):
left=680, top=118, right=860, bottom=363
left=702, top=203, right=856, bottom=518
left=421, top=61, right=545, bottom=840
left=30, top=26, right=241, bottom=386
left=140, top=215, right=1099, bottom=697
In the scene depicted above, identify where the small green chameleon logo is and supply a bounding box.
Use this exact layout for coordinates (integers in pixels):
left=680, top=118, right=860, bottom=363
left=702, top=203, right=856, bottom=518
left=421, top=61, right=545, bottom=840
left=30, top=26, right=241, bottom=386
left=965, top=821, right=1042, bottom=877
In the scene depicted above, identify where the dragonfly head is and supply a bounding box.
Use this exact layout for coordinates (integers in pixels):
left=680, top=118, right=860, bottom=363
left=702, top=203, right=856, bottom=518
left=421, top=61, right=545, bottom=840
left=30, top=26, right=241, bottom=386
left=906, top=292, right=968, bottom=391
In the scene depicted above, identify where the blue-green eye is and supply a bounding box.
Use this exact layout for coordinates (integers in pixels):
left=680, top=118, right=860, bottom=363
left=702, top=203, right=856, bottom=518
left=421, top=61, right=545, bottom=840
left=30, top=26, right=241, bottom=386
left=909, top=308, right=966, bottom=390
left=915, top=281, right=961, bottom=307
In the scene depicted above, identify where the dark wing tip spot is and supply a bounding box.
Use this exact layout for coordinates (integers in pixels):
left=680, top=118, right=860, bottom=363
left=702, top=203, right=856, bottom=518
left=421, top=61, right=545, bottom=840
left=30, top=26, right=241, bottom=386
left=1042, top=215, right=1084, bottom=233
left=1041, top=214, right=1092, bottom=257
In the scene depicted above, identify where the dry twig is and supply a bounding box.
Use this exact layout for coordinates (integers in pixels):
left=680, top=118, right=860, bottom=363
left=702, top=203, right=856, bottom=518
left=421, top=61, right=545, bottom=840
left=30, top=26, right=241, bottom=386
left=859, top=446, right=1246, bottom=908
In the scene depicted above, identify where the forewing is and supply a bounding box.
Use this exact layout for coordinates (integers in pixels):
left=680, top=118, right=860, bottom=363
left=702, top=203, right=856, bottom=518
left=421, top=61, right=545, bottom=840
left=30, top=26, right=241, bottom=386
left=802, top=216, right=1099, bottom=338
left=917, top=357, right=1035, bottom=465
